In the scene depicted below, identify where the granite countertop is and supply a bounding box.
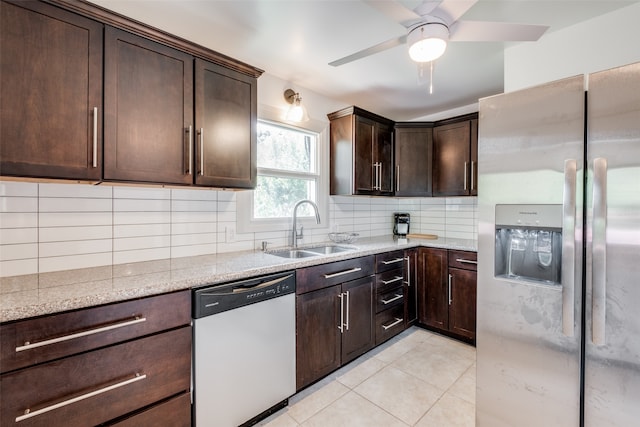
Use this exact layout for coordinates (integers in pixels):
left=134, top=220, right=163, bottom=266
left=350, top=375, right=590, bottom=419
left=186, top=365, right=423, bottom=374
left=0, top=236, right=476, bottom=323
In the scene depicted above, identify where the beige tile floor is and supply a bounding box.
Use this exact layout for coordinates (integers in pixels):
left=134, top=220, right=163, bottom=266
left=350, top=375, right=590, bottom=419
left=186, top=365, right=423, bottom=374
left=258, top=326, right=476, bottom=427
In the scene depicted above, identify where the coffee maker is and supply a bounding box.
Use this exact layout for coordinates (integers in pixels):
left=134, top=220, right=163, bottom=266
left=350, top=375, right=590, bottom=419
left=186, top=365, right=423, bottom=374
left=393, top=213, right=410, bottom=236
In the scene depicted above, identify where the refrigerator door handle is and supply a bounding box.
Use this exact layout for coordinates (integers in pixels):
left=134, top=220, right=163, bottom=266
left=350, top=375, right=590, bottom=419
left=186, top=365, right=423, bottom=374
left=561, top=159, right=577, bottom=337
left=592, top=157, right=607, bottom=346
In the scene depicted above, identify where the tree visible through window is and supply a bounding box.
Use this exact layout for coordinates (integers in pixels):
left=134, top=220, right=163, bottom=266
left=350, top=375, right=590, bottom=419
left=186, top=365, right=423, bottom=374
left=254, top=121, right=319, bottom=219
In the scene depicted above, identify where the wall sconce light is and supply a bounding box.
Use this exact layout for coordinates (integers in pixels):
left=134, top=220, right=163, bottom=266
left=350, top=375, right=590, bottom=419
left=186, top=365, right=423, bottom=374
left=284, top=88, right=309, bottom=122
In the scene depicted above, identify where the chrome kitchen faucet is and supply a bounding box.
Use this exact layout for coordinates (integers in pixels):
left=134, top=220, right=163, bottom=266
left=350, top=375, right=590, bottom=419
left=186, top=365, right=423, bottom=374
left=292, top=200, right=320, bottom=247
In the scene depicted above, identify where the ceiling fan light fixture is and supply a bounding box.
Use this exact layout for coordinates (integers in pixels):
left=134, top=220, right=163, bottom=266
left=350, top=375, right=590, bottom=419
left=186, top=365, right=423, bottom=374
left=407, top=23, right=449, bottom=63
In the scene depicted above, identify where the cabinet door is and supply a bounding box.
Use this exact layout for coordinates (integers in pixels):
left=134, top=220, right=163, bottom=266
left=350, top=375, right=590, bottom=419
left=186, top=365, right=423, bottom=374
left=341, top=275, right=374, bottom=364
left=354, top=115, right=375, bottom=194
left=195, top=59, right=256, bottom=188
left=104, top=27, right=193, bottom=185
left=448, top=267, right=477, bottom=340
left=376, top=122, right=394, bottom=195
left=404, top=249, right=419, bottom=326
left=394, top=127, right=432, bottom=196
left=432, top=121, right=471, bottom=196
left=418, top=247, right=448, bottom=330
left=295, top=285, right=341, bottom=390
left=1, top=0, right=102, bottom=180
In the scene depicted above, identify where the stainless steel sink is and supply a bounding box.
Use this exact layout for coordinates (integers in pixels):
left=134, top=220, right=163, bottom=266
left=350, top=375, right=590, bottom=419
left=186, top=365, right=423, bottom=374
left=304, top=245, right=353, bottom=255
left=268, top=245, right=354, bottom=259
left=268, top=249, right=319, bottom=259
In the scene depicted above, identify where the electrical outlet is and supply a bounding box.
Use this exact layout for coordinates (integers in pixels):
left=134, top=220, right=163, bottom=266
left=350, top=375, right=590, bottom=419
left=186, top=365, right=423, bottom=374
left=225, top=226, right=235, bottom=243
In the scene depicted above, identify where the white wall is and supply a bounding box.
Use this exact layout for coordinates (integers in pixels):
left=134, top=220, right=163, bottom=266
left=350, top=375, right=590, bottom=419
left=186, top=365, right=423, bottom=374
left=504, top=3, right=640, bottom=92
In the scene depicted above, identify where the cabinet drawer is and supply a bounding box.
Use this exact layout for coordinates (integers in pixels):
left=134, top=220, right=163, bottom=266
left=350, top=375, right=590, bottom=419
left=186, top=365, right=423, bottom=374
left=375, top=250, right=405, bottom=273
left=1, top=291, right=190, bottom=373
left=448, top=250, right=477, bottom=271
left=296, top=256, right=374, bottom=294
left=0, top=327, right=191, bottom=427
left=375, top=268, right=404, bottom=294
left=376, top=287, right=404, bottom=313
left=375, top=305, right=405, bottom=345
left=109, top=393, right=191, bottom=427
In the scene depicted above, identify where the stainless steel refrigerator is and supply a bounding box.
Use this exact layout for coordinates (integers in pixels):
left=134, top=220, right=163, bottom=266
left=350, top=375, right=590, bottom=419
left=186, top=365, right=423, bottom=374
left=477, top=61, right=640, bottom=427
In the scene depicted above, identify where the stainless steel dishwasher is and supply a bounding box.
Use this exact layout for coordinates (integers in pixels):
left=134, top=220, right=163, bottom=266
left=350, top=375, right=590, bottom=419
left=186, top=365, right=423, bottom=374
left=192, top=271, right=296, bottom=427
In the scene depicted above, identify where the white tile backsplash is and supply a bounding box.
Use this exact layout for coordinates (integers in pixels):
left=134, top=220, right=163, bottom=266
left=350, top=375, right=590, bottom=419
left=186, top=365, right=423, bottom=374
left=0, top=180, right=477, bottom=278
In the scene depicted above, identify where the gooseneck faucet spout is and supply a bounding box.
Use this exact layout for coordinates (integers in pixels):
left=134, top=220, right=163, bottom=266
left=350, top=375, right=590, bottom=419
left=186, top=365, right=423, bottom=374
left=292, top=199, right=321, bottom=248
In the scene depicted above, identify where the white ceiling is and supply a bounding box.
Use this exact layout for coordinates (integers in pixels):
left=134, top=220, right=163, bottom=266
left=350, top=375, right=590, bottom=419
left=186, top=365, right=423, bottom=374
left=90, top=0, right=636, bottom=121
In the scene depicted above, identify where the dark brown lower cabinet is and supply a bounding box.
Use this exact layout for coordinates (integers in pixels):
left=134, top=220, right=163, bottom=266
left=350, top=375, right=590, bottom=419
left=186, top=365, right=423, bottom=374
left=0, top=291, right=192, bottom=427
left=418, top=247, right=477, bottom=342
left=296, top=256, right=375, bottom=390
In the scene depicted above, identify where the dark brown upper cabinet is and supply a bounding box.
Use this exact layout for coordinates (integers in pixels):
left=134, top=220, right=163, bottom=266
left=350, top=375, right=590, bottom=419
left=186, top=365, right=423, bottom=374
left=328, top=107, right=394, bottom=196
left=194, top=59, right=257, bottom=188
left=104, top=27, right=194, bottom=185
left=432, top=114, right=478, bottom=196
left=2, top=0, right=262, bottom=188
left=0, top=0, right=103, bottom=181
left=394, top=123, right=433, bottom=197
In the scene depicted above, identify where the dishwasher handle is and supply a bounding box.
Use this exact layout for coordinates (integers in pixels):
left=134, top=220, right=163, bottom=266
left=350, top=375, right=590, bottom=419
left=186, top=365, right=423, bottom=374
left=231, top=274, right=294, bottom=293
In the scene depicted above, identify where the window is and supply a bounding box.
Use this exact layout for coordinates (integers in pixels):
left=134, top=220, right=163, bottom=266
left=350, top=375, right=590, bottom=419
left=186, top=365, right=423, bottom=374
left=253, top=121, right=319, bottom=219
left=237, top=120, right=325, bottom=233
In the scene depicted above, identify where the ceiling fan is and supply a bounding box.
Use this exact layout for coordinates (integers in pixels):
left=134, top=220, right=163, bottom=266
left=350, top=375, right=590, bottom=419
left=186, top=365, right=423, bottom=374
left=329, top=0, right=549, bottom=67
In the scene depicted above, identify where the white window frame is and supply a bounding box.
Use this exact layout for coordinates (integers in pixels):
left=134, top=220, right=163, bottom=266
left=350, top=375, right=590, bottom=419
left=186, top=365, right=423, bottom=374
left=237, top=118, right=329, bottom=234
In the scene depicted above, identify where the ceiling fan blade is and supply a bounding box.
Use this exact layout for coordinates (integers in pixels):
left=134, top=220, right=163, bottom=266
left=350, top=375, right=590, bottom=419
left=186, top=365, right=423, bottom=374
left=450, top=20, right=549, bottom=42
left=329, top=35, right=407, bottom=67
left=363, top=0, right=421, bottom=26
left=429, top=0, right=477, bottom=24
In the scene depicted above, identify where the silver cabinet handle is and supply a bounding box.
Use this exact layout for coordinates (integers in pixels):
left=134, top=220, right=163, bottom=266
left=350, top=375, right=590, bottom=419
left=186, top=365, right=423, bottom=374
left=92, top=107, right=98, bottom=168
left=16, top=373, right=147, bottom=422
left=470, top=161, right=475, bottom=191
left=371, top=163, right=376, bottom=189
left=381, top=258, right=404, bottom=265
left=396, top=165, right=400, bottom=192
left=455, top=258, right=478, bottom=265
left=382, top=317, right=403, bottom=330
left=463, top=161, right=468, bottom=191
left=592, top=157, right=607, bottom=345
left=16, top=317, right=147, bottom=352
left=324, top=267, right=362, bottom=279
left=448, top=274, right=453, bottom=305
left=381, top=276, right=403, bottom=285
left=405, top=256, right=411, bottom=287
left=345, top=290, right=350, bottom=331
left=379, top=162, right=383, bottom=191
left=199, top=128, right=204, bottom=175
left=562, top=159, right=577, bottom=337
left=381, top=293, right=403, bottom=305
left=186, top=126, right=193, bottom=175
left=338, top=292, right=345, bottom=333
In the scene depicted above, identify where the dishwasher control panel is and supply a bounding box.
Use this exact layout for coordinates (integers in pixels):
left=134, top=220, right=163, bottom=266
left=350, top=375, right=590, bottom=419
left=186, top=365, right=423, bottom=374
left=192, top=271, right=295, bottom=318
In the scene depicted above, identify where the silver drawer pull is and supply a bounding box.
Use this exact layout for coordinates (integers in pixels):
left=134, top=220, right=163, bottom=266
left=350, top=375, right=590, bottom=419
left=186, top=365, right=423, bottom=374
left=382, top=318, right=403, bottom=330
left=16, top=317, right=147, bottom=352
left=324, top=267, right=362, bottom=279
left=381, top=258, right=404, bottom=265
left=455, top=258, right=477, bottom=265
left=16, top=373, right=147, bottom=422
left=381, top=294, right=403, bottom=305
left=380, top=276, right=403, bottom=285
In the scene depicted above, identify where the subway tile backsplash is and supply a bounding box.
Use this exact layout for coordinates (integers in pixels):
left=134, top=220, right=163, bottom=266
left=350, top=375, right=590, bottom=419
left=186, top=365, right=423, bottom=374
left=0, top=180, right=477, bottom=278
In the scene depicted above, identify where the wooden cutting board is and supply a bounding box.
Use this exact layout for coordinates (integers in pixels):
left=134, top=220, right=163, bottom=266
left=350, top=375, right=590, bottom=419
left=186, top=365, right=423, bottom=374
left=406, top=233, right=438, bottom=239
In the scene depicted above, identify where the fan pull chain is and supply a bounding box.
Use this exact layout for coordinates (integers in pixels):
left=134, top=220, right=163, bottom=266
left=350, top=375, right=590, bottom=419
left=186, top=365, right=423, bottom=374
left=429, top=61, right=434, bottom=94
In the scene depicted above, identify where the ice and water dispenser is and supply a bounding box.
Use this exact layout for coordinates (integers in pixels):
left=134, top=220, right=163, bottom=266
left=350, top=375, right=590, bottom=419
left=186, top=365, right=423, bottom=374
left=495, top=204, right=563, bottom=285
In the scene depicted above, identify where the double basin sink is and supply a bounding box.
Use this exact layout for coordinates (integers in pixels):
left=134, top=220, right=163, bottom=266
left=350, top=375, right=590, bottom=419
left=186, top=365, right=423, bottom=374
left=268, top=245, right=354, bottom=259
